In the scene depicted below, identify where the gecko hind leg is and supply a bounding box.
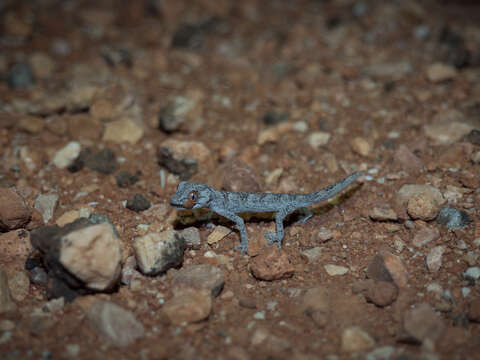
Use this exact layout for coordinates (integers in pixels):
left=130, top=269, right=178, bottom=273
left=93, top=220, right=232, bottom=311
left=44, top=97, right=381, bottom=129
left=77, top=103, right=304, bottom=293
left=296, top=207, right=313, bottom=224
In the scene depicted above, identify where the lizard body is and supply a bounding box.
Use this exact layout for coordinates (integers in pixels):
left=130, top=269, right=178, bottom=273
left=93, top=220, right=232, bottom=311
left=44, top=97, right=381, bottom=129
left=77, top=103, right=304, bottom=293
left=170, top=171, right=363, bottom=254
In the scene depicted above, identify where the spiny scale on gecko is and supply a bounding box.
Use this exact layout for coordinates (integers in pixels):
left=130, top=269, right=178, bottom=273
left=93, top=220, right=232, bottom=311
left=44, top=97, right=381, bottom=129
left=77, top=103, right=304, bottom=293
left=170, top=171, right=364, bottom=254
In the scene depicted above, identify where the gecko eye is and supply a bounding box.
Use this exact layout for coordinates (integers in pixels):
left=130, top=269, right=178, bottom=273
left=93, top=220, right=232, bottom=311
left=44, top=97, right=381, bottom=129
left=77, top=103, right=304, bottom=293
left=183, top=191, right=198, bottom=209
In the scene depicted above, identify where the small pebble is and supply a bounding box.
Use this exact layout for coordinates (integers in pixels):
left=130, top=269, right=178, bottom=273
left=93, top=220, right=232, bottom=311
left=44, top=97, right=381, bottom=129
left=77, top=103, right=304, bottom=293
left=351, top=137, right=371, bottom=156
left=308, top=132, right=331, bottom=149
left=426, top=246, right=445, bottom=272
left=126, top=194, right=151, bottom=212
left=116, top=171, right=139, bottom=188
left=34, top=194, right=59, bottom=224
left=52, top=142, right=81, bottom=169
left=324, top=264, right=349, bottom=276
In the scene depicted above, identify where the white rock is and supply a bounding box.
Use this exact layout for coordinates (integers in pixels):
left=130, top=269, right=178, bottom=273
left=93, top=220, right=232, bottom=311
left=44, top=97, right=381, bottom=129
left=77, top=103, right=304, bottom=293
left=52, top=141, right=81, bottom=169
left=308, top=132, right=331, bottom=149
left=59, top=223, right=122, bottom=290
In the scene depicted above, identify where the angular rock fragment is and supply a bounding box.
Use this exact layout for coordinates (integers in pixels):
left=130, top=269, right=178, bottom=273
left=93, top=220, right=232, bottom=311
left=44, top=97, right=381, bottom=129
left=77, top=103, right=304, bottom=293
left=207, top=226, right=231, bottom=245
left=367, top=250, right=408, bottom=288
left=30, top=219, right=122, bottom=298
left=34, top=193, right=59, bottom=224
left=179, top=227, right=201, bottom=248
left=133, top=230, right=186, bottom=275
left=59, top=223, right=122, bottom=290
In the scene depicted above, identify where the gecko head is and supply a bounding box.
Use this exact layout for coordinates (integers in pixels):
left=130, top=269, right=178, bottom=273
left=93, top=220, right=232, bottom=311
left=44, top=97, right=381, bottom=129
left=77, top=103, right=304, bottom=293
left=170, top=181, right=213, bottom=210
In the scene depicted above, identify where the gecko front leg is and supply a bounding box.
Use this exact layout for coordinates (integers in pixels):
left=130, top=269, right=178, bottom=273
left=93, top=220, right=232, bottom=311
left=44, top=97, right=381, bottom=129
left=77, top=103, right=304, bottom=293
left=211, top=207, right=249, bottom=254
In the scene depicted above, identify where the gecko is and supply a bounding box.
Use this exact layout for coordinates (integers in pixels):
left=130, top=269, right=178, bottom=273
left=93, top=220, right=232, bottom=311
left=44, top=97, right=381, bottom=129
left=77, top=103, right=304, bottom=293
left=170, top=171, right=363, bottom=254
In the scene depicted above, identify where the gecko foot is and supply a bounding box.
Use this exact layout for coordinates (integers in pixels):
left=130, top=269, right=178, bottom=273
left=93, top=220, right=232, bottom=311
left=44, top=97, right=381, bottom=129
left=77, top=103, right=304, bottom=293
left=296, top=208, right=313, bottom=224
left=234, top=243, right=249, bottom=254
left=264, top=232, right=282, bottom=249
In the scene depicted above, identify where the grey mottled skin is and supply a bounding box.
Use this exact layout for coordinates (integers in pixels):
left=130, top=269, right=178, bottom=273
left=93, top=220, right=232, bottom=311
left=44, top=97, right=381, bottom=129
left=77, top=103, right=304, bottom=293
left=170, top=171, right=363, bottom=254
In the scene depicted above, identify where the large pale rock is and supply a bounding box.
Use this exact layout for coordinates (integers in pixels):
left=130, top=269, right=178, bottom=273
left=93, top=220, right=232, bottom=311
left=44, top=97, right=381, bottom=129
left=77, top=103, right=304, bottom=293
left=59, top=223, right=122, bottom=290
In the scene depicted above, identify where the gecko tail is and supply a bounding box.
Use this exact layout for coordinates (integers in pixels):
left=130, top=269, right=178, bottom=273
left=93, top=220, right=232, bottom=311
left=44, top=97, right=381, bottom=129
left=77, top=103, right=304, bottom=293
left=311, top=171, right=364, bottom=203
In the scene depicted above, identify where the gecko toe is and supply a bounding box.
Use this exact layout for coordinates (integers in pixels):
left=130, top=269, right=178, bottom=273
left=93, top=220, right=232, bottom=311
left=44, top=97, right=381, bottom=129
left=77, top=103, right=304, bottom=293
left=265, top=232, right=280, bottom=246
left=234, top=244, right=249, bottom=254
